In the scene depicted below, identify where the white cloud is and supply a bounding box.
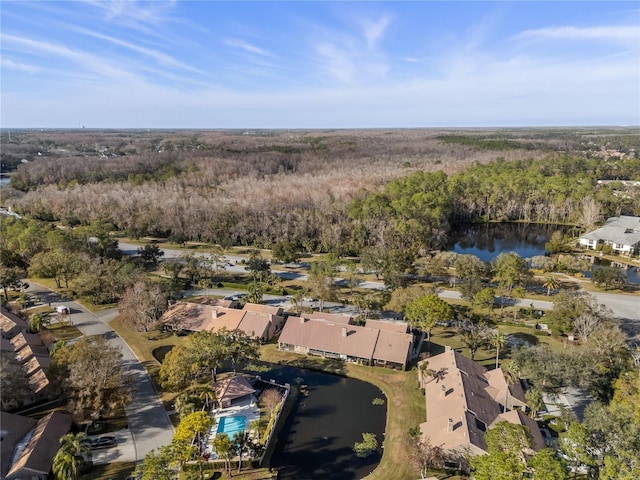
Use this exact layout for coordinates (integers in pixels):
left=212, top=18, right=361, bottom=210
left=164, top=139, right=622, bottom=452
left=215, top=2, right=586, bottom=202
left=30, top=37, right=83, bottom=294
left=84, top=0, right=176, bottom=26
left=315, top=42, right=357, bottom=85
left=1, top=58, right=39, bottom=74
left=224, top=38, right=274, bottom=58
left=515, top=25, right=639, bottom=45
left=72, top=27, right=204, bottom=74
left=362, top=15, right=391, bottom=48
left=1, top=33, right=142, bottom=84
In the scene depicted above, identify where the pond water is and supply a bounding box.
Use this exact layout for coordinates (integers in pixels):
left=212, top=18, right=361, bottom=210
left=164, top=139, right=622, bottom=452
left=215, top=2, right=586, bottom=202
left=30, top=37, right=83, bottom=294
left=449, top=222, right=568, bottom=262
left=448, top=223, right=639, bottom=284
left=264, top=365, right=386, bottom=480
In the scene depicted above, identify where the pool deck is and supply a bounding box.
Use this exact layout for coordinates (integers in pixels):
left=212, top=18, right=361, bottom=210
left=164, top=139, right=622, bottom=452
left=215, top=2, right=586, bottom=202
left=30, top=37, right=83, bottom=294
left=206, top=395, right=261, bottom=459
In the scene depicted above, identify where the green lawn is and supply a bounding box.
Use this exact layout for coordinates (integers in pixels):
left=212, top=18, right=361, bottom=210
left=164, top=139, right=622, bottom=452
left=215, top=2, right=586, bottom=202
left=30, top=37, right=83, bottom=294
left=43, top=322, right=83, bottom=341
left=81, top=462, right=136, bottom=480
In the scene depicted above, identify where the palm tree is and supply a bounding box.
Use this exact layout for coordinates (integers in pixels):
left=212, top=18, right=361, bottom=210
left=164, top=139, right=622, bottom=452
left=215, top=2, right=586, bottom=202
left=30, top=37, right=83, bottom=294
left=233, top=430, right=251, bottom=473
left=29, top=311, right=51, bottom=333
left=502, top=360, right=520, bottom=412
left=246, top=438, right=264, bottom=462
left=525, top=387, right=544, bottom=419
left=53, top=448, right=78, bottom=480
left=542, top=276, right=560, bottom=296
left=491, top=330, right=507, bottom=370
left=418, top=361, right=437, bottom=386
left=213, top=433, right=232, bottom=476
left=511, top=286, right=526, bottom=322
left=53, top=433, right=91, bottom=480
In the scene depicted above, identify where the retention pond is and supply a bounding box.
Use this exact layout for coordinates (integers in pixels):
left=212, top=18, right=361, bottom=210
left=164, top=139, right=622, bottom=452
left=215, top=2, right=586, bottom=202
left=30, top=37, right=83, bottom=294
left=264, top=365, right=387, bottom=480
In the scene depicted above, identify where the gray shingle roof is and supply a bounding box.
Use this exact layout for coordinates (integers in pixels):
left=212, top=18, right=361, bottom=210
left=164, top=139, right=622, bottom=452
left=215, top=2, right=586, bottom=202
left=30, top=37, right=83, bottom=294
left=580, top=216, right=640, bottom=246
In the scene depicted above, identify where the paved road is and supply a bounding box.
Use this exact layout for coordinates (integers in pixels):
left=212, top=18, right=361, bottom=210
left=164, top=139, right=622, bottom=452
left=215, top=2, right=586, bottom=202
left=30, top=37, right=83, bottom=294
left=26, top=282, right=174, bottom=464
left=591, top=291, right=640, bottom=339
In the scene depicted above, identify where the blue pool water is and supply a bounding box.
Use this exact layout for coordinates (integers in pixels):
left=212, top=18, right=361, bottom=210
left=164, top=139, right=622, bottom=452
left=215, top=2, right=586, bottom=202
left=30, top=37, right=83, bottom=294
left=216, top=415, right=246, bottom=437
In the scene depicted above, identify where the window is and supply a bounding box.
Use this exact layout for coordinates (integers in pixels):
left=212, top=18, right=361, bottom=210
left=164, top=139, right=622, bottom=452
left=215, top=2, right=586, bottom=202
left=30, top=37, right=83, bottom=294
left=474, top=418, right=487, bottom=432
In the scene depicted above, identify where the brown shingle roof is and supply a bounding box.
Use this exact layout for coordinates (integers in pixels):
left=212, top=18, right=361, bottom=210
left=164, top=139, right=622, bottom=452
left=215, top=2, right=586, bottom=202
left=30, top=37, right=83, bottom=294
left=159, top=302, right=214, bottom=332
left=301, top=312, right=353, bottom=325
left=279, top=317, right=379, bottom=360
left=372, top=329, right=412, bottom=365
left=199, top=298, right=237, bottom=308
left=214, top=375, right=256, bottom=404
left=0, top=307, right=27, bottom=339
left=23, top=355, right=51, bottom=377
left=15, top=344, right=49, bottom=362
left=27, top=368, right=49, bottom=394
left=237, top=312, right=270, bottom=339
left=419, top=348, right=543, bottom=458
left=243, top=303, right=283, bottom=316
left=9, top=332, right=44, bottom=352
left=365, top=319, right=409, bottom=333
left=0, top=412, right=37, bottom=479
left=5, top=412, right=72, bottom=480
left=484, top=368, right=527, bottom=408
left=160, top=302, right=277, bottom=340
left=208, top=308, right=244, bottom=332
left=491, top=410, right=546, bottom=452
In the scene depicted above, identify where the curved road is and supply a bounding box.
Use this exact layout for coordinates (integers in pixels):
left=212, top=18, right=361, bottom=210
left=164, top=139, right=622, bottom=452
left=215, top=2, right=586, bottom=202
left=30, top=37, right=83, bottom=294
left=26, top=282, right=174, bottom=464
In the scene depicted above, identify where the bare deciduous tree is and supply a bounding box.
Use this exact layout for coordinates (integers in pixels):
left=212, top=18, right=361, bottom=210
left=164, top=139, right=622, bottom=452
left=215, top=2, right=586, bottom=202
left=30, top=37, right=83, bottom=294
left=259, top=387, right=283, bottom=416
left=119, top=278, right=168, bottom=332
left=577, top=196, right=603, bottom=229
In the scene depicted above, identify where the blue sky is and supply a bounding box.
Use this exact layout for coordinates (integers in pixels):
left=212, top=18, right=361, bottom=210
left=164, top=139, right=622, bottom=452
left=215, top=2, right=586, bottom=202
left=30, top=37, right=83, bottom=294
left=1, top=1, right=638, bottom=128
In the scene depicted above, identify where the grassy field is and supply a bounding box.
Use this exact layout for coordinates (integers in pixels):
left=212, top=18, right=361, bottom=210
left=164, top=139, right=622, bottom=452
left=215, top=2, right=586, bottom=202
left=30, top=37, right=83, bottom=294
left=81, top=462, right=136, bottom=480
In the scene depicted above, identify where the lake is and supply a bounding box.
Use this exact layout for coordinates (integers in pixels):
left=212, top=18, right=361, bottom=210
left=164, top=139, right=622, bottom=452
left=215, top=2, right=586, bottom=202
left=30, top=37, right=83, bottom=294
left=448, top=222, right=639, bottom=284
left=449, top=222, right=568, bottom=262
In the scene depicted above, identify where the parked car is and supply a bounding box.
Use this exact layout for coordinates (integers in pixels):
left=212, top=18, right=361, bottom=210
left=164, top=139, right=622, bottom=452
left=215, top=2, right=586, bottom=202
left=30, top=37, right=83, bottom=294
left=90, top=435, right=117, bottom=449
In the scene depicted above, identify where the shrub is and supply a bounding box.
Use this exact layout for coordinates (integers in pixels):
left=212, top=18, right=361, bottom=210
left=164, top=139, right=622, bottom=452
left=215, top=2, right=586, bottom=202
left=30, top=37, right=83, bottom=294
left=353, top=433, right=378, bottom=458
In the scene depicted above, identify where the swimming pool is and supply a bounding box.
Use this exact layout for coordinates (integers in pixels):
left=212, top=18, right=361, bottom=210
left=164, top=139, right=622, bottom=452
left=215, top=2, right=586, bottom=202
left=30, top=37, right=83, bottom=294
left=216, top=415, right=246, bottom=437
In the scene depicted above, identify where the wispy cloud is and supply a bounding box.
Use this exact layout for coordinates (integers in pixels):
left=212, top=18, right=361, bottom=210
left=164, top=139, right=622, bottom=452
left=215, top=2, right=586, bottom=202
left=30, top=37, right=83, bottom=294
left=315, top=41, right=357, bottom=85
left=84, top=0, right=176, bottom=26
left=310, top=13, right=393, bottom=85
left=362, top=15, right=391, bottom=48
left=1, top=33, right=141, bottom=83
left=1, top=58, right=39, bottom=74
left=224, top=38, right=274, bottom=58
left=72, top=27, right=204, bottom=74
left=516, top=25, right=639, bottom=45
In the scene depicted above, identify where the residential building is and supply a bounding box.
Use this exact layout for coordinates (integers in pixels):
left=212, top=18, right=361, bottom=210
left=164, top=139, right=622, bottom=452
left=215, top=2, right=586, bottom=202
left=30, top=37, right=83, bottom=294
left=278, top=315, right=414, bottom=369
left=2, top=411, right=72, bottom=480
left=160, top=301, right=285, bottom=342
left=579, top=215, right=640, bottom=256
left=213, top=375, right=256, bottom=409
left=418, top=347, right=543, bottom=470
left=1, top=328, right=52, bottom=405
left=1, top=307, right=28, bottom=340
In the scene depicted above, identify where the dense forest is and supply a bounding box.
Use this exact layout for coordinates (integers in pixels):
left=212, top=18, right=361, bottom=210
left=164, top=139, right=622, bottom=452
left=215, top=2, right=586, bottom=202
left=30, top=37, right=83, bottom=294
left=2, top=129, right=639, bottom=256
